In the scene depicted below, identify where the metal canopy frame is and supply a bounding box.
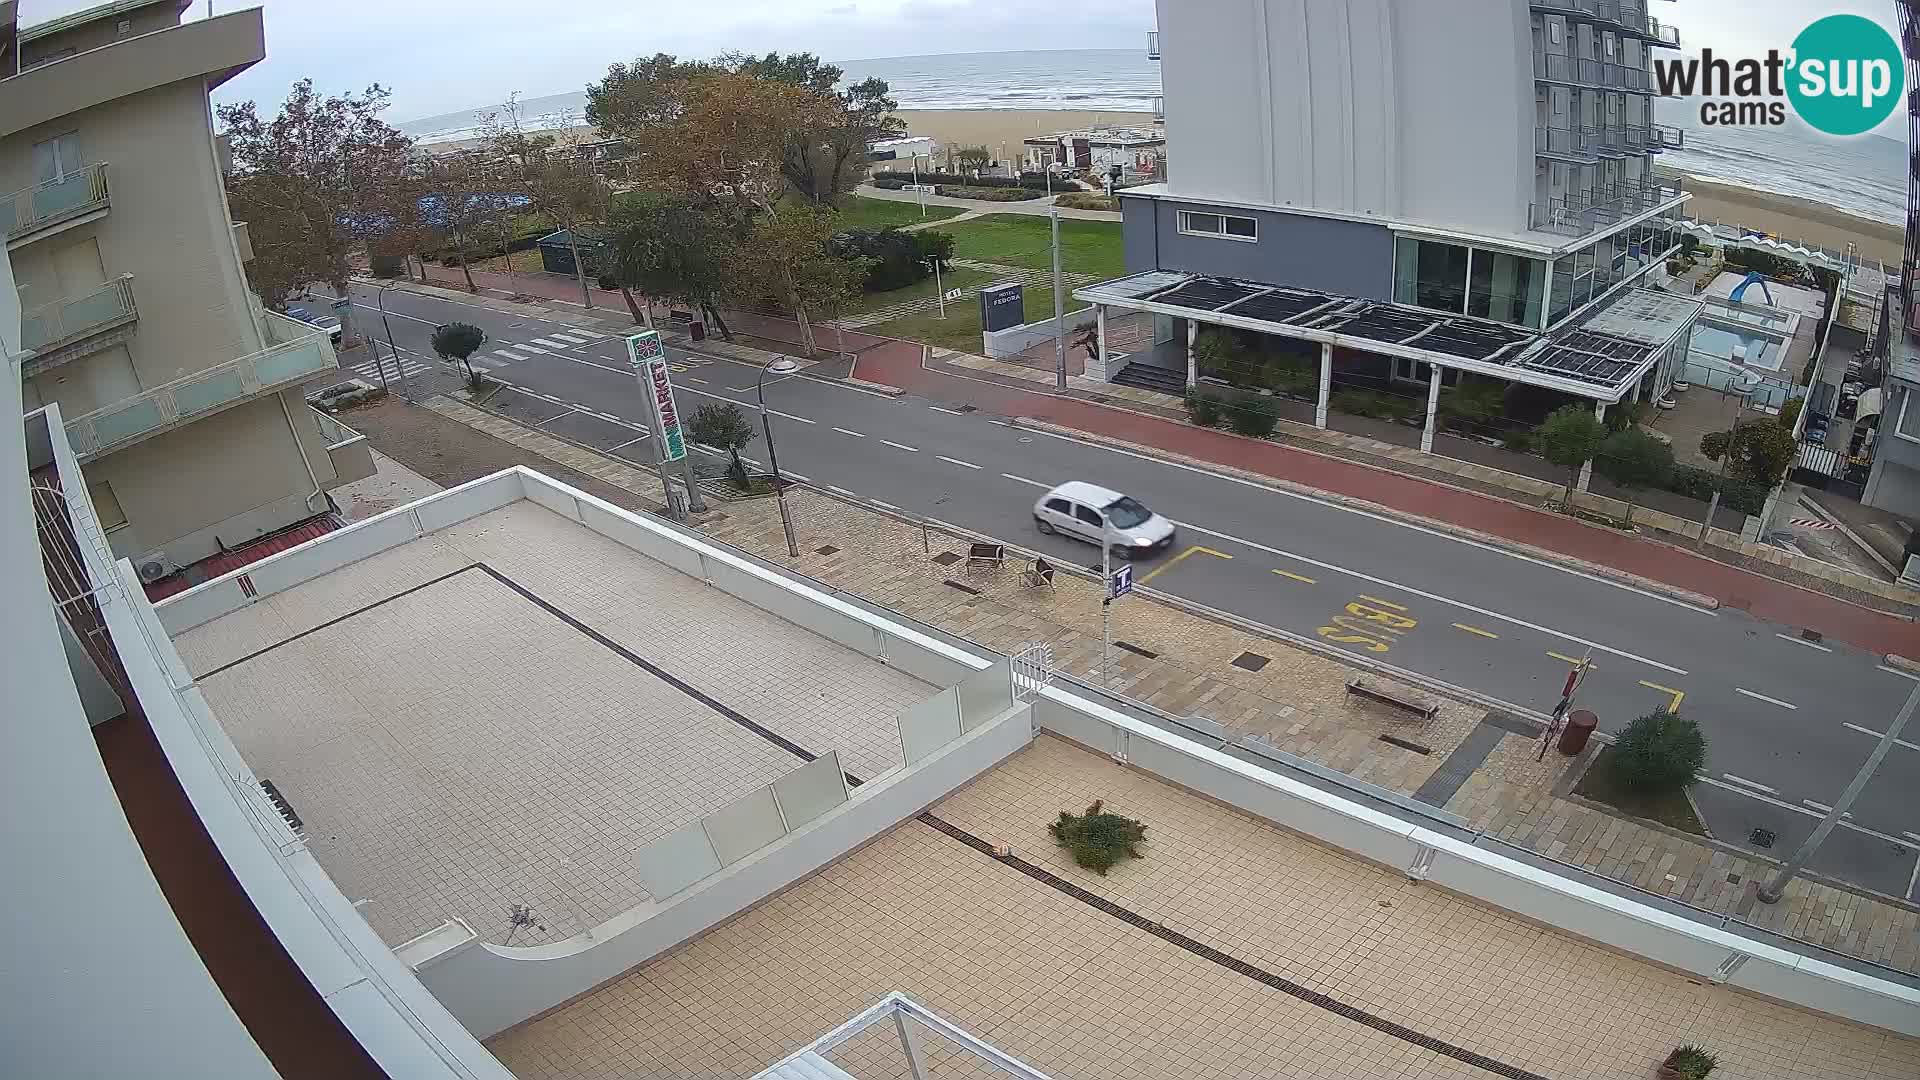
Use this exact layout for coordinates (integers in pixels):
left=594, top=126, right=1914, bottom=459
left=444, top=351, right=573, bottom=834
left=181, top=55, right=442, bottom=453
left=1077, top=271, right=1702, bottom=402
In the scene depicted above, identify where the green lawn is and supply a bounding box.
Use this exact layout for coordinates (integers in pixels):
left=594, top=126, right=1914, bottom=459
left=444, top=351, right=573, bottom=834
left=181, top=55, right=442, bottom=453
left=866, top=283, right=1090, bottom=354
left=831, top=194, right=963, bottom=231
left=840, top=266, right=993, bottom=317
left=939, top=214, right=1126, bottom=280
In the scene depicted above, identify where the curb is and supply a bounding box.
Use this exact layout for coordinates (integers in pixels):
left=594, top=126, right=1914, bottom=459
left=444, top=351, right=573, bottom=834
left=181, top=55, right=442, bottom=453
left=1014, top=417, right=1724, bottom=612
left=841, top=377, right=906, bottom=397
left=1885, top=654, right=1920, bottom=676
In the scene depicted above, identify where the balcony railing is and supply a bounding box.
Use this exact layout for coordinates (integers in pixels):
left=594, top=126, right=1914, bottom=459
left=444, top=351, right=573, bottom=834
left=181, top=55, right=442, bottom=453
left=1146, top=30, right=1159, bottom=59
left=1536, top=125, right=1601, bottom=160
left=1152, top=95, right=1164, bottom=121
left=1533, top=0, right=1667, bottom=43
left=1531, top=181, right=1684, bottom=237
left=311, top=405, right=376, bottom=487
left=4, top=162, right=109, bottom=245
left=20, top=274, right=136, bottom=354
left=64, top=322, right=340, bottom=461
left=1647, top=16, right=1680, bottom=47
left=1649, top=122, right=1684, bottom=150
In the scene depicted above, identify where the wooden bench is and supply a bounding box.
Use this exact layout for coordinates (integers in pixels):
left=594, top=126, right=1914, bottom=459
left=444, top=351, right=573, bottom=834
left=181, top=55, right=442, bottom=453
left=966, top=542, right=1006, bottom=571
left=1022, top=556, right=1057, bottom=591
left=1345, top=676, right=1438, bottom=723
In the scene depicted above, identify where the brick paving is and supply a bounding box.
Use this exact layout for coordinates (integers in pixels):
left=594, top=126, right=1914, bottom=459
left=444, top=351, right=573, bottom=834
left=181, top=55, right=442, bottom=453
left=356, top=391, right=1920, bottom=976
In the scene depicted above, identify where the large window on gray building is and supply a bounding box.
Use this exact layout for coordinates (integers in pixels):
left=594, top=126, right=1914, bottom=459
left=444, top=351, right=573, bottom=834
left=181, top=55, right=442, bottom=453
left=1393, top=238, right=1469, bottom=313
left=1468, top=251, right=1546, bottom=328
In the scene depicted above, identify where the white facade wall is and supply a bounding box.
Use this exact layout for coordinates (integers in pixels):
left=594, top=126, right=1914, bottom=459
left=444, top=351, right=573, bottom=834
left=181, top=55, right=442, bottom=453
left=1158, top=0, right=1533, bottom=238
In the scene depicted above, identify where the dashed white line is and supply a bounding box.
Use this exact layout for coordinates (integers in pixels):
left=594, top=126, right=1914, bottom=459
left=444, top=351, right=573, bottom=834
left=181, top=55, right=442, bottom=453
left=1841, top=722, right=1920, bottom=751
left=1720, top=774, right=1779, bottom=796
left=869, top=498, right=901, bottom=511
left=1802, top=799, right=1848, bottom=816
left=492, top=349, right=526, bottom=361
left=833, top=427, right=867, bottom=438
left=985, top=419, right=1010, bottom=427
left=938, top=455, right=982, bottom=470
left=529, top=337, right=569, bottom=348
left=686, top=376, right=709, bottom=385
left=1001, top=472, right=1048, bottom=488
left=882, top=439, right=919, bottom=452
left=1775, top=633, right=1833, bottom=653
left=782, top=471, right=810, bottom=483
left=512, top=344, right=551, bottom=355
left=769, top=409, right=815, bottom=424
left=1735, top=687, right=1798, bottom=710
left=928, top=405, right=967, bottom=416
left=1697, top=778, right=1919, bottom=849
left=1906, top=831, right=1920, bottom=843
left=1879, top=664, right=1920, bottom=681
left=608, top=434, right=650, bottom=451
left=693, top=443, right=725, bottom=456
left=827, top=485, right=858, bottom=497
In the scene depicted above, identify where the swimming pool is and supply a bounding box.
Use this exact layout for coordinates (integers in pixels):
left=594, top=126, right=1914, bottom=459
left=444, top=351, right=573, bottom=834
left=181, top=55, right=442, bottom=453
left=1690, top=324, right=1779, bottom=370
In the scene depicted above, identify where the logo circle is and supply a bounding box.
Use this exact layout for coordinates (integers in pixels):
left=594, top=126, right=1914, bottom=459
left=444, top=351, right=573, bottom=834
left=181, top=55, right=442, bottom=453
left=1786, top=14, right=1904, bottom=136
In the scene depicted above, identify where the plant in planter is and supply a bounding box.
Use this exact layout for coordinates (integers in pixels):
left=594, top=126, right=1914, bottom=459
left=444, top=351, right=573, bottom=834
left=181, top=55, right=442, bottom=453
left=1658, top=1044, right=1718, bottom=1079
left=1610, top=710, right=1707, bottom=796
left=1050, top=799, right=1146, bottom=875
left=687, top=402, right=758, bottom=490
left=1185, top=390, right=1225, bottom=428
left=1225, top=395, right=1280, bottom=438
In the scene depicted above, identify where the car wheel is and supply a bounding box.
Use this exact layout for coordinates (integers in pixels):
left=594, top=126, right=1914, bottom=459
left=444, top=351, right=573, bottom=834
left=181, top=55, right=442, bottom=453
left=1035, top=516, right=1055, bottom=535
left=1110, top=545, right=1135, bottom=561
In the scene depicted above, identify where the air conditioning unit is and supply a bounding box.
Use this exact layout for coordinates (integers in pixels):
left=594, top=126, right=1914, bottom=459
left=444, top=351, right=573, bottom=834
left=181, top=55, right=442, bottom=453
left=135, top=552, right=173, bottom=585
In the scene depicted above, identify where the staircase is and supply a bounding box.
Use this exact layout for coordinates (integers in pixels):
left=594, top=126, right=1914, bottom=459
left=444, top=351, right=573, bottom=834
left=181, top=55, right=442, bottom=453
left=1110, top=361, right=1188, bottom=395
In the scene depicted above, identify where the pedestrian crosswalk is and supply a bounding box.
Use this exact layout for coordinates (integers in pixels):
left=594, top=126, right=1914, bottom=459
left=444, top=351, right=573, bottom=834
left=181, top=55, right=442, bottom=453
left=350, top=356, right=435, bottom=382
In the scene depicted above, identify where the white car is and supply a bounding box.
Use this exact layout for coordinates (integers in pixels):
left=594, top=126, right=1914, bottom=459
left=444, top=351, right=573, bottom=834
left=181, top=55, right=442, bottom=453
left=1032, top=481, right=1175, bottom=559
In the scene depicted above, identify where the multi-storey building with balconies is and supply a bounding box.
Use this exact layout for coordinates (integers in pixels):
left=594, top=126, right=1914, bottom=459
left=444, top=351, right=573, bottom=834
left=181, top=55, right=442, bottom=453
left=2, top=0, right=370, bottom=589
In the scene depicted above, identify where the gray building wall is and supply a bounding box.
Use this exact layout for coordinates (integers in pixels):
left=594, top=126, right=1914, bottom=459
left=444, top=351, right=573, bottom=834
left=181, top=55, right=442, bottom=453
left=1122, top=195, right=1395, bottom=301
left=1865, top=383, right=1920, bottom=515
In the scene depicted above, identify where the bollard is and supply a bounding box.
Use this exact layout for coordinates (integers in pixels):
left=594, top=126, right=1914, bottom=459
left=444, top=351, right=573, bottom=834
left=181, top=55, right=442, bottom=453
left=1557, top=709, right=1598, bottom=756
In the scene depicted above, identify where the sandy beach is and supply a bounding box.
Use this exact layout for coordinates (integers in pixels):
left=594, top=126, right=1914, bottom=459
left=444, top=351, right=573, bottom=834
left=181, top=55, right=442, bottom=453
left=1659, top=168, right=1905, bottom=267
left=891, top=109, right=1159, bottom=160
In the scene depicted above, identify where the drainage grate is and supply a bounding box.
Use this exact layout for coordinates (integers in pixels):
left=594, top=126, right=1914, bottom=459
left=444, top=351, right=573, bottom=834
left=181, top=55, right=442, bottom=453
left=1727, top=873, right=1742, bottom=885
left=1378, top=735, right=1432, bottom=755
left=1232, top=651, right=1270, bottom=672
left=815, top=545, right=840, bottom=556
left=1800, top=628, right=1823, bottom=645
left=956, top=404, right=977, bottom=413
left=1749, top=828, right=1776, bottom=849
left=932, top=551, right=962, bottom=566
left=944, top=579, right=982, bottom=595
left=1114, top=640, right=1158, bottom=659
left=258, top=778, right=304, bottom=834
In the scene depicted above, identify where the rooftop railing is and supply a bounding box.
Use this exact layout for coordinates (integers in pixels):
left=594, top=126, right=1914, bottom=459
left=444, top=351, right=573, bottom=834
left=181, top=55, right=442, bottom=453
left=1146, top=30, right=1159, bottom=59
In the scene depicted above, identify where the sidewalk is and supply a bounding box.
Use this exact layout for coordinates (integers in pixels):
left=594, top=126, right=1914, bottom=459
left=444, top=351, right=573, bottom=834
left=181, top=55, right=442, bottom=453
left=340, top=390, right=1920, bottom=977
left=857, top=182, right=1122, bottom=221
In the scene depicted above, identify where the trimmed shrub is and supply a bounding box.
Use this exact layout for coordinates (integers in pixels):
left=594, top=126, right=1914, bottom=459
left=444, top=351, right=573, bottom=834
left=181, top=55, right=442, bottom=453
left=1054, top=193, right=1119, bottom=211
left=936, top=185, right=1048, bottom=201
left=1186, top=390, right=1224, bottom=427
left=1226, top=396, right=1280, bottom=438
left=871, top=178, right=908, bottom=190
left=872, top=170, right=1054, bottom=192
left=1500, top=429, right=1536, bottom=454
left=1050, top=800, right=1146, bottom=875
left=1608, top=710, right=1707, bottom=795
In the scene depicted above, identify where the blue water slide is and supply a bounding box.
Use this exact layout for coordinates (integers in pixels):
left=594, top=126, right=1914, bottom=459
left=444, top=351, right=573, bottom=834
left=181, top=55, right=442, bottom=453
left=1728, top=271, right=1774, bottom=306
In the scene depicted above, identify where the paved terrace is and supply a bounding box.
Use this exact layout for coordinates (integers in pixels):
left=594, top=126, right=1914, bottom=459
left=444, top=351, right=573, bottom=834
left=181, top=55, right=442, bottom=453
left=173, top=500, right=929, bottom=948
left=489, top=735, right=1920, bottom=1080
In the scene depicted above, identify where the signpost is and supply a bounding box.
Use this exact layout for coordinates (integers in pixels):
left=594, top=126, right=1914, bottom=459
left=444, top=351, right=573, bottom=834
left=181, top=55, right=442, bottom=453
left=1538, top=652, right=1593, bottom=761
left=626, top=331, right=705, bottom=517
left=1107, top=564, right=1133, bottom=600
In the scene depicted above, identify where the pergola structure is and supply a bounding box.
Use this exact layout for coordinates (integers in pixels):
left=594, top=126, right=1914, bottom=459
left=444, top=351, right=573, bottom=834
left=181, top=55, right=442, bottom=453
left=1075, top=271, right=1702, bottom=482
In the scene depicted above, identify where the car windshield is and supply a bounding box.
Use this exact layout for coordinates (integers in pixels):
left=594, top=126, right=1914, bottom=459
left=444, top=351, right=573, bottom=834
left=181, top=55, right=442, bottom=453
left=1103, top=496, right=1152, bottom=529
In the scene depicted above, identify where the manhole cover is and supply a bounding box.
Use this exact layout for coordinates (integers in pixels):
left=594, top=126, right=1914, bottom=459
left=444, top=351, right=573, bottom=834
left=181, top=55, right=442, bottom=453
left=815, top=545, right=840, bottom=556
left=1232, top=651, right=1270, bottom=672
left=957, top=404, right=977, bottom=413
left=932, top=551, right=962, bottom=566
left=1749, top=828, right=1776, bottom=849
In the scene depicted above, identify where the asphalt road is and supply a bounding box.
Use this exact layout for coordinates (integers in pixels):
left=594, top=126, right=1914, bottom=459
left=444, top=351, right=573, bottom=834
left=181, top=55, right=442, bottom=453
left=345, top=284, right=1920, bottom=903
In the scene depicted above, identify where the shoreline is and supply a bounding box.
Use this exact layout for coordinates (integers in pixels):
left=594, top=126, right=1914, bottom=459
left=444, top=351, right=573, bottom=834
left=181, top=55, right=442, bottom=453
left=889, top=109, right=1159, bottom=160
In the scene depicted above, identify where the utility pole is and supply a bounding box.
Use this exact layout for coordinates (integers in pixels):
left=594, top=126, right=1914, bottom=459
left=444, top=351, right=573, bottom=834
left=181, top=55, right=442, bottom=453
left=1758, top=682, right=1919, bottom=903
left=1051, top=207, right=1067, bottom=390
left=912, top=156, right=925, bottom=218
left=931, top=257, right=946, bottom=319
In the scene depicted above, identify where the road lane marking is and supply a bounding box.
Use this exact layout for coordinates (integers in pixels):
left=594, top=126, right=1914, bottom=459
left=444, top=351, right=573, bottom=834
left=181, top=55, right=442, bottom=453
left=1720, top=774, right=1779, bottom=796
left=783, top=471, right=810, bottom=482
left=1452, top=623, right=1499, bottom=639
left=512, top=344, right=551, bottom=355
left=1908, top=852, right=1920, bottom=901
left=694, top=443, right=725, bottom=455
left=1171, top=519, right=1688, bottom=676
left=929, top=405, right=967, bottom=416
left=869, top=498, right=901, bottom=511
left=1879, top=664, right=1920, bottom=681
left=529, top=337, right=569, bottom=348
left=1271, top=568, right=1317, bottom=584
left=1639, top=680, right=1685, bottom=713
left=986, top=419, right=1010, bottom=427
left=882, top=440, right=919, bottom=452
left=492, top=349, right=526, bottom=361
left=833, top=427, right=867, bottom=438
left=1775, top=633, right=1833, bottom=653
left=1803, top=799, right=1845, bottom=814
left=938, top=455, right=982, bottom=470
left=1018, top=424, right=1716, bottom=615
left=608, top=434, right=650, bottom=451
left=349, top=302, right=439, bottom=325
left=1698, top=777, right=1919, bottom=849
left=1841, top=722, right=1920, bottom=751
left=1357, top=594, right=1407, bottom=611
left=827, top=485, right=858, bottom=497
left=1736, top=687, right=1797, bottom=710
left=769, top=409, right=815, bottom=424
left=1140, top=545, right=1232, bottom=586
left=1547, top=651, right=1587, bottom=666
left=1001, top=473, right=1048, bottom=488
left=686, top=376, right=708, bottom=385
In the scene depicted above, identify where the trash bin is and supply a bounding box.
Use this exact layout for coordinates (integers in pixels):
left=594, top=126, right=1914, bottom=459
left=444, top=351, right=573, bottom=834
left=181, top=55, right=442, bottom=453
left=690, top=320, right=707, bottom=342
left=1557, top=709, right=1598, bottom=756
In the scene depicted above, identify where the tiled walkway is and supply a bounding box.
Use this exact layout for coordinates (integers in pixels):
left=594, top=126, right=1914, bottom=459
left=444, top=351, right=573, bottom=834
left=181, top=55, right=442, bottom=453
left=175, top=501, right=928, bottom=947
left=488, top=737, right=1920, bottom=1080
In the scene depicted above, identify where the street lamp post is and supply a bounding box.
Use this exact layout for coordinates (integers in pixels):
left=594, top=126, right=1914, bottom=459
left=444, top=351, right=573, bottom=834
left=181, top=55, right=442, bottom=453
left=375, top=282, right=402, bottom=398
left=758, top=357, right=802, bottom=558
left=929, top=257, right=946, bottom=319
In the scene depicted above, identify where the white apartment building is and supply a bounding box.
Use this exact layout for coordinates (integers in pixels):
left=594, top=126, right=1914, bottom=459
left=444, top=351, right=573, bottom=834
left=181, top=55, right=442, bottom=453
left=3, top=0, right=371, bottom=591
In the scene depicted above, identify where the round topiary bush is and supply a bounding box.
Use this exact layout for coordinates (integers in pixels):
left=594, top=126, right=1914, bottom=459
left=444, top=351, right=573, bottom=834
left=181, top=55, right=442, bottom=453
left=1609, top=710, right=1707, bottom=795
left=1050, top=800, right=1146, bottom=875
left=1185, top=390, right=1224, bottom=428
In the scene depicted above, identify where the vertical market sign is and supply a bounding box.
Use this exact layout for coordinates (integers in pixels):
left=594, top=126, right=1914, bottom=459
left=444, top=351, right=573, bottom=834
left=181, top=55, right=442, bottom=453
left=626, top=331, right=687, bottom=462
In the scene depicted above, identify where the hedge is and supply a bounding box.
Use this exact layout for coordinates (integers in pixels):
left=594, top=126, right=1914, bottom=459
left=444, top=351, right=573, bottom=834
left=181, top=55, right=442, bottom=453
left=872, top=169, right=1053, bottom=192
left=937, top=186, right=1048, bottom=201
left=1662, top=464, right=1767, bottom=515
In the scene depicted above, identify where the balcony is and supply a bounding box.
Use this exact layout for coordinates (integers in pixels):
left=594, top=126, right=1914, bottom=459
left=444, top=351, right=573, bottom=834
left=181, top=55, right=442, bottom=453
left=4, top=162, right=109, bottom=249
left=1647, top=16, right=1680, bottom=48
left=311, top=405, right=376, bottom=487
left=1152, top=95, right=1164, bottom=121
left=1535, top=124, right=1601, bottom=162
left=1530, top=181, right=1684, bottom=238
left=1532, top=0, right=1670, bottom=44
left=1649, top=122, right=1684, bottom=151
left=64, top=313, right=340, bottom=462
left=1147, top=30, right=1159, bottom=59
left=20, top=275, right=137, bottom=371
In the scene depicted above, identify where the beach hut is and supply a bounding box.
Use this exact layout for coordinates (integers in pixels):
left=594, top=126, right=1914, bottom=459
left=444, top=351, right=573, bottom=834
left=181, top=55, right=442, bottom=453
left=537, top=229, right=608, bottom=278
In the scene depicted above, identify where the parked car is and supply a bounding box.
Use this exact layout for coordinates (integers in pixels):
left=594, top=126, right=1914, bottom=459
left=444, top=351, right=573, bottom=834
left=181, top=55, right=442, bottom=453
left=285, top=305, right=343, bottom=345
left=1033, top=481, right=1175, bottom=559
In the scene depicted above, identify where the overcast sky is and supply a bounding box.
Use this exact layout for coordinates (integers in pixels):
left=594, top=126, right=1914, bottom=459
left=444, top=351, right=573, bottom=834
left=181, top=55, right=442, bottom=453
left=15, top=0, right=1913, bottom=129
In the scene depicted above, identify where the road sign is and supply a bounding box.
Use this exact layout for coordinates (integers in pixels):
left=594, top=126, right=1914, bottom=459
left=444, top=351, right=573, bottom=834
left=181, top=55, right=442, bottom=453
left=626, top=331, right=686, bottom=462
left=1107, top=563, right=1133, bottom=600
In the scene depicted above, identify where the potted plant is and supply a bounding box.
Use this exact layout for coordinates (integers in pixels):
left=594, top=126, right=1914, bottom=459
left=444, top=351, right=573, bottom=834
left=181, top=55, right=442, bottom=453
left=1658, top=1044, right=1718, bottom=1079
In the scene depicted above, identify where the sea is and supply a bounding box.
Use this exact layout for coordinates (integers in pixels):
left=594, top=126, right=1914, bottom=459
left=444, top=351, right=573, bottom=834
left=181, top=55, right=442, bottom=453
left=392, top=48, right=1908, bottom=227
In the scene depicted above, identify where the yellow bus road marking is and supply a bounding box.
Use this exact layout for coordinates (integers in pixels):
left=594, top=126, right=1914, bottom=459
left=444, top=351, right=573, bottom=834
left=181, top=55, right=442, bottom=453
left=1452, top=623, right=1499, bottom=639
left=1548, top=651, right=1586, bottom=665
left=1271, top=568, right=1317, bottom=584
left=1139, top=545, right=1232, bottom=585
left=1639, top=680, right=1685, bottom=714
left=1357, top=594, right=1407, bottom=611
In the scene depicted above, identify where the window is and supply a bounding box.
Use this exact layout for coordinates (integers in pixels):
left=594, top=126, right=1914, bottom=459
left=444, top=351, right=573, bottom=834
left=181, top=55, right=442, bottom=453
left=32, top=131, right=82, bottom=184
left=1178, top=210, right=1257, bottom=242
left=87, top=480, right=127, bottom=531
left=1104, top=496, right=1152, bottom=529
left=1550, top=21, right=1563, bottom=45
left=1045, top=497, right=1072, bottom=515
left=1900, top=388, right=1920, bottom=442
left=1393, top=238, right=1469, bottom=313
left=1074, top=504, right=1105, bottom=528
left=1468, top=250, right=1547, bottom=328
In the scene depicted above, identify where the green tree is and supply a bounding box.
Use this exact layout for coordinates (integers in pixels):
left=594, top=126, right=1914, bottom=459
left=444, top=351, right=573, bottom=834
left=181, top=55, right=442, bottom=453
left=605, top=195, right=742, bottom=339
left=1609, top=710, right=1707, bottom=795
left=1535, top=404, right=1606, bottom=508
left=722, top=52, right=906, bottom=206
left=431, top=321, right=486, bottom=379
left=735, top=203, right=866, bottom=355
left=1700, top=416, right=1797, bottom=488
left=1049, top=800, right=1147, bottom=875
left=1595, top=427, right=1674, bottom=526
left=687, top=402, right=757, bottom=487
left=480, top=96, right=609, bottom=308
left=955, top=144, right=992, bottom=172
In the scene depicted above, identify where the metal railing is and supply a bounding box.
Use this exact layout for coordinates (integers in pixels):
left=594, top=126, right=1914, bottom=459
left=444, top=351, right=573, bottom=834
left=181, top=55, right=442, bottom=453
left=1647, top=16, right=1681, bottom=47
left=20, top=274, right=136, bottom=353
left=1146, top=29, right=1159, bottom=59
left=1535, top=124, right=1601, bottom=159
left=310, top=405, right=362, bottom=449
left=3, top=162, right=109, bottom=242
left=1152, top=95, right=1164, bottom=120
left=65, top=325, right=338, bottom=461
left=1649, top=121, right=1684, bottom=150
